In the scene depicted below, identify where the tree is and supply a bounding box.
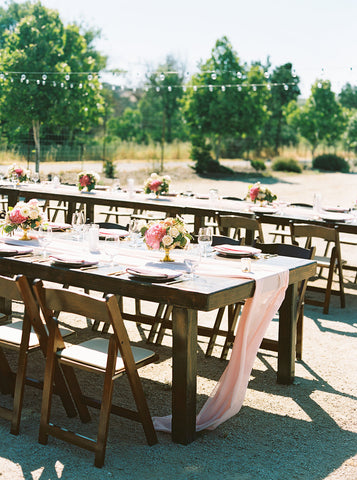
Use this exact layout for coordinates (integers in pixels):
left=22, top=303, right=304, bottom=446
left=287, top=80, right=346, bottom=158
left=343, top=111, right=357, bottom=154
left=139, top=55, right=186, bottom=170
left=339, top=83, right=357, bottom=110
left=262, top=62, right=300, bottom=154
left=0, top=1, right=106, bottom=172
left=182, top=36, right=269, bottom=172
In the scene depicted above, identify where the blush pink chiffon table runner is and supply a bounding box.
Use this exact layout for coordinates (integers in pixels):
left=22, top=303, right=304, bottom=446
left=153, top=267, right=289, bottom=432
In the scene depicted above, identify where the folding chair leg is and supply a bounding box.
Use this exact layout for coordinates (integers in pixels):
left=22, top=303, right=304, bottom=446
left=296, top=306, right=304, bottom=361
left=39, top=343, right=57, bottom=445
left=155, top=305, right=173, bottom=345
left=323, top=260, right=335, bottom=315
left=221, top=302, right=242, bottom=360
left=60, top=364, right=91, bottom=423
left=10, top=347, right=29, bottom=435
left=0, top=347, right=14, bottom=395
left=147, top=303, right=165, bottom=343
left=206, top=307, right=225, bottom=357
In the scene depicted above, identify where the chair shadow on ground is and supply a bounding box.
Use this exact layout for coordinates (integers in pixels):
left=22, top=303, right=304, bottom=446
left=1, top=319, right=356, bottom=480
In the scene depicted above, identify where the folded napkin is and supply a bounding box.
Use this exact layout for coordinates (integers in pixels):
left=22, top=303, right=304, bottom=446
left=47, top=222, right=71, bottom=231
left=214, top=245, right=261, bottom=255
left=0, top=245, right=33, bottom=256
left=49, top=255, right=86, bottom=265
left=126, top=267, right=170, bottom=278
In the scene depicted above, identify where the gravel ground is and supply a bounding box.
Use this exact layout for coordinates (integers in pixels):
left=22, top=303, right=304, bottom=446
left=0, top=161, right=356, bottom=479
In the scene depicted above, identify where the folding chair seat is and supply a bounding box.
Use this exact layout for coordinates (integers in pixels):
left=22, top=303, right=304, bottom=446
left=290, top=222, right=345, bottom=315
left=218, top=214, right=264, bottom=246
left=0, top=274, right=80, bottom=435
left=33, top=279, right=158, bottom=468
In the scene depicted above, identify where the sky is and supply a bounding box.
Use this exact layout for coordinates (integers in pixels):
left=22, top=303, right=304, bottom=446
left=2, top=0, right=357, bottom=97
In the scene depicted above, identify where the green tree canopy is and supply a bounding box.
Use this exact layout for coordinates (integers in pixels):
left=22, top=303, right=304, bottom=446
left=0, top=1, right=106, bottom=171
left=339, top=83, right=357, bottom=110
left=287, top=80, right=346, bottom=158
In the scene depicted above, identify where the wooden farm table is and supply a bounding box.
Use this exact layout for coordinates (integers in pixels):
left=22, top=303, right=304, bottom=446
left=1, top=183, right=357, bottom=236
left=0, top=237, right=316, bottom=444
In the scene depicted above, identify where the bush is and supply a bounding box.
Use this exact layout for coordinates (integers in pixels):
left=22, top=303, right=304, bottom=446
left=103, top=159, right=115, bottom=178
left=250, top=159, right=266, bottom=171
left=312, top=154, right=350, bottom=173
left=272, top=157, right=302, bottom=173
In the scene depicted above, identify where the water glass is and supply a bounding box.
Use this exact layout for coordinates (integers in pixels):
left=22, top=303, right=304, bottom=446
left=104, top=235, right=120, bottom=265
left=71, top=211, right=85, bottom=241
left=129, top=219, right=141, bottom=247
left=32, top=172, right=40, bottom=183
left=183, top=244, right=201, bottom=279
left=37, top=225, right=53, bottom=257
left=198, top=227, right=213, bottom=257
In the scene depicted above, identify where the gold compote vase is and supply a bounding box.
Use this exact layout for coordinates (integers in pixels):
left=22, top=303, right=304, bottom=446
left=19, top=226, right=31, bottom=241
left=161, top=247, right=174, bottom=262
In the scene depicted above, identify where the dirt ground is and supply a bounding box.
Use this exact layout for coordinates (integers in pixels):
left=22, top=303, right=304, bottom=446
left=0, top=160, right=356, bottom=479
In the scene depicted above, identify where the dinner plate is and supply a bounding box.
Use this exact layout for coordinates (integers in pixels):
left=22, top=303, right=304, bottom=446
left=47, top=222, right=71, bottom=232
left=214, top=245, right=261, bottom=258
left=320, top=213, right=353, bottom=222
left=249, top=206, right=278, bottom=214
left=126, top=267, right=182, bottom=282
left=50, top=256, right=98, bottom=268
left=99, top=229, right=129, bottom=238
left=322, top=206, right=349, bottom=213
left=0, top=246, right=33, bottom=257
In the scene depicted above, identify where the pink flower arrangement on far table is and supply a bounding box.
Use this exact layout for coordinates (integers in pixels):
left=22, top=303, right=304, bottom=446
left=77, top=171, right=100, bottom=192
left=7, top=164, right=30, bottom=183
left=144, top=173, right=171, bottom=196
left=247, top=182, right=277, bottom=204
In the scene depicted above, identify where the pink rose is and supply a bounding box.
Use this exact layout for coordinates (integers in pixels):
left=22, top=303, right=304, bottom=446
left=9, top=208, right=27, bottom=224
left=15, top=168, right=23, bottom=176
left=28, top=198, right=39, bottom=206
left=249, top=186, right=260, bottom=202
left=145, top=224, right=166, bottom=249
left=80, top=175, right=90, bottom=187
left=149, top=179, right=162, bottom=192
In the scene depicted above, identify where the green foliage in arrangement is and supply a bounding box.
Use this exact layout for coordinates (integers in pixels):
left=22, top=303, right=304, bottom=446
left=271, top=157, right=302, bottom=173
left=250, top=159, right=266, bottom=171
left=312, top=154, right=350, bottom=172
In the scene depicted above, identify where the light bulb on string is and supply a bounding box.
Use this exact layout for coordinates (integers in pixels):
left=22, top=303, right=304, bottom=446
left=284, top=84, right=289, bottom=91
left=264, top=72, right=269, bottom=79
left=78, top=83, right=82, bottom=89
left=60, top=82, right=64, bottom=88
left=21, top=74, right=26, bottom=82
left=65, top=74, right=70, bottom=81
left=42, top=74, right=47, bottom=80
left=88, top=74, right=93, bottom=81
left=267, top=84, right=271, bottom=91
left=252, top=85, right=257, bottom=91
left=26, top=79, right=29, bottom=84
left=317, top=82, right=322, bottom=88
left=237, top=85, right=242, bottom=91
left=156, top=86, right=160, bottom=92
left=42, top=80, right=46, bottom=85
left=70, top=83, right=74, bottom=88
left=211, top=72, right=217, bottom=80
left=159, top=72, right=165, bottom=81
left=221, top=85, right=226, bottom=92
left=53, top=81, right=56, bottom=87
left=168, top=86, right=172, bottom=92
left=292, top=69, right=297, bottom=78
left=36, top=79, right=40, bottom=85
left=193, top=85, right=198, bottom=92
left=209, top=85, right=213, bottom=92
left=236, top=71, right=242, bottom=79
left=0, top=74, right=4, bottom=80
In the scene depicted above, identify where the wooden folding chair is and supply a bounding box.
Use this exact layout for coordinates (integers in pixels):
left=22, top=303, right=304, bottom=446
left=290, top=222, right=345, bottom=315
left=0, top=274, right=80, bottom=435
left=33, top=279, right=158, bottom=468
left=218, top=214, right=264, bottom=246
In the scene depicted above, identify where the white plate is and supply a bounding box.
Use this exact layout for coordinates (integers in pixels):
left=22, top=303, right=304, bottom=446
left=250, top=206, right=278, bottom=214
left=320, top=213, right=353, bottom=222
left=214, top=245, right=261, bottom=257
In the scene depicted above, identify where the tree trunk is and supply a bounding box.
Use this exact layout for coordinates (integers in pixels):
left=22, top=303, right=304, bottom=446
left=32, top=119, right=41, bottom=173
left=160, top=111, right=166, bottom=172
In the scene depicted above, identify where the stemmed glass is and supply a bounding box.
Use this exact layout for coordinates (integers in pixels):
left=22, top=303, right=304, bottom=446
left=37, top=225, right=53, bottom=257
left=183, top=244, right=201, bottom=279
left=71, top=211, right=85, bottom=241
left=198, top=227, right=213, bottom=258
left=32, top=172, right=40, bottom=184
left=104, top=235, right=120, bottom=265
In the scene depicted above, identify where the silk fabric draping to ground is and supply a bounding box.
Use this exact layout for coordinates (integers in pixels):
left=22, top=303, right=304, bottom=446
left=153, top=269, right=289, bottom=432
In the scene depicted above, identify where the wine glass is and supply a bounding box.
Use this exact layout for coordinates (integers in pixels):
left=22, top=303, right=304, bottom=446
left=37, top=225, right=53, bottom=257
left=184, top=244, right=201, bottom=279
left=198, top=227, right=213, bottom=258
left=32, top=172, right=40, bottom=184
left=104, top=235, right=120, bottom=265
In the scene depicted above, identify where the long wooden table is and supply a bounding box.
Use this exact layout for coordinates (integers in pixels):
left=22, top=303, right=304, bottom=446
left=1, top=183, right=357, bottom=235
left=0, top=241, right=316, bottom=444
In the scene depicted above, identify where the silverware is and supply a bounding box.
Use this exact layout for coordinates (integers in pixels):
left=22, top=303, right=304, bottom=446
left=107, top=270, right=126, bottom=276
left=79, top=265, right=99, bottom=271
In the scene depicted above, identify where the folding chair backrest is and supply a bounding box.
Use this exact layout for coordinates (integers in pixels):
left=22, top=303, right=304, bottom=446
left=290, top=223, right=339, bottom=247
left=218, top=214, right=264, bottom=245
left=255, top=242, right=315, bottom=260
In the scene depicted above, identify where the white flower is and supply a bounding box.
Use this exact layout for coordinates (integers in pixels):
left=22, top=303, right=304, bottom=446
left=169, top=226, right=179, bottom=238
left=20, top=206, right=30, bottom=217
left=29, top=208, right=39, bottom=220
left=150, top=172, right=159, bottom=179
left=162, top=235, right=173, bottom=246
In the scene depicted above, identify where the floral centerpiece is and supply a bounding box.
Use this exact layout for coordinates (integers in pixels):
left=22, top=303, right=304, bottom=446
left=247, top=182, right=277, bottom=205
left=1, top=199, right=44, bottom=240
left=144, top=173, right=171, bottom=197
left=7, top=164, right=30, bottom=183
left=77, top=171, right=100, bottom=192
left=141, top=216, right=192, bottom=261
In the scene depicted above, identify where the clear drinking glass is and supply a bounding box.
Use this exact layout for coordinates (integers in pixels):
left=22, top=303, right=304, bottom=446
left=71, top=211, right=85, bottom=241
left=183, top=244, right=201, bottom=279
left=37, top=225, right=53, bottom=257
left=32, top=172, right=40, bottom=183
left=198, top=227, right=213, bottom=257
left=129, top=219, right=141, bottom=247
left=104, top=235, right=120, bottom=265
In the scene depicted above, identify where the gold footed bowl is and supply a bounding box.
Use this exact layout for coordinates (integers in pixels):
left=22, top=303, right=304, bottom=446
left=19, top=227, right=31, bottom=241
left=161, top=247, right=174, bottom=262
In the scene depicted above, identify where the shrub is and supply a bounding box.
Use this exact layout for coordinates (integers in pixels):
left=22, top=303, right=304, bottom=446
left=103, top=159, right=115, bottom=178
left=312, top=154, right=350, bottom=173
left=272, top=157, right=302, bottom=173
left=250, top=159, right=266, bottom=171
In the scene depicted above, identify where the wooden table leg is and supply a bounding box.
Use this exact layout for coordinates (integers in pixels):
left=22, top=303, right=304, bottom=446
left=172, top=306, right=197, bottom=444
left=277, top=283, right=298, bottom=384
